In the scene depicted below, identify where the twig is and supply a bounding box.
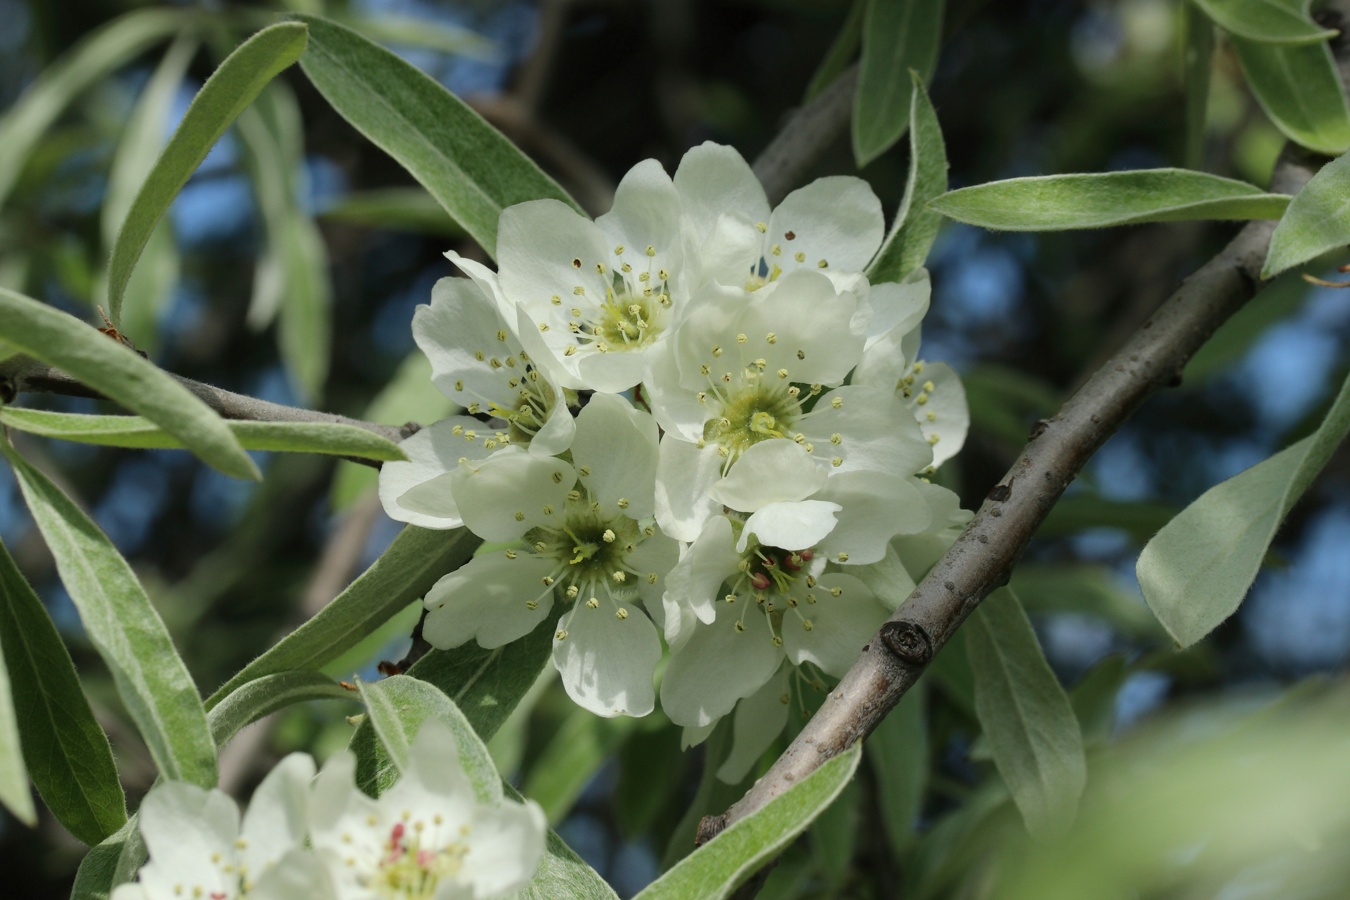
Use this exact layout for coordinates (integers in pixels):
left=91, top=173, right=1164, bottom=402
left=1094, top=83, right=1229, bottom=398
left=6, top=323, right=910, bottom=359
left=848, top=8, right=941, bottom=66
left=0, top=358, right=415, bottom=467
left=752, top=65, right=859, bottom=207
left=700, top=144, right=1324, bottom=856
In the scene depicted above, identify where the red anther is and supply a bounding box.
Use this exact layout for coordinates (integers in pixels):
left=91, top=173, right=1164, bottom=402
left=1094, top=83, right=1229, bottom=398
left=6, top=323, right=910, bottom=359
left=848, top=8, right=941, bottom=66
left=762, top=557, right=777, bottom=568
left=750, top=572, right=772, bottom=591
left=799, top=549, right=814, bottom=561
left=783, top=556, right=802, bottom=572
left=389, top=822, right=406, bottom=849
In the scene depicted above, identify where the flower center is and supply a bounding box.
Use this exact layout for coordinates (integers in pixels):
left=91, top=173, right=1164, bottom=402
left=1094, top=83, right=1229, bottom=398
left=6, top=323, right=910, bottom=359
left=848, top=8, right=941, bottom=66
left=702, top=371, right=820, bottom=464
left=520, top=487, right=662, bottom=638
left=721, top=539, right=823, bottom=646
left=560, top=250, right=673, bottom=356
left=370, top=819, right=469, bottom=900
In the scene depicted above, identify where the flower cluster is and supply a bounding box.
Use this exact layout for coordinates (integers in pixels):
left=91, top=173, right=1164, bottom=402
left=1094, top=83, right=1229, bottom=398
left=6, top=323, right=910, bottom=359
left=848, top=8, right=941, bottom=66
left=380, top=143, right=970, bottom=771
left=114, top=720, right=546, bottom=900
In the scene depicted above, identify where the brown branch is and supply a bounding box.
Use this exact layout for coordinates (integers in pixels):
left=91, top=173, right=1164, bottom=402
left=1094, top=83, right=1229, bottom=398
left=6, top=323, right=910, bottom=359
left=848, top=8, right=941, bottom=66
left=0, top=357, right=415, bottom=467
left=752, top=65, right=859, bottom=207
left=701, top=144, right=1324, bottom=858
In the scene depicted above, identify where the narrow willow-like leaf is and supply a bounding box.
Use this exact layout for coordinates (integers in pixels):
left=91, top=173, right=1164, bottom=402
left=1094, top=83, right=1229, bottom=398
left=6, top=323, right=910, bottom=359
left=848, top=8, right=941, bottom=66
left=1233, top=32, right=1350, bottom=155
left=296, top=13, right=581, bottom=257
left=1263, top=149, right=1350, bottom=277
left=1183, top=4, right=1215, bottom=170
left=804, top=0, right=863, bottom=103
left=1, top=439, right=217, bottom=788
left=929, top=170, right=1289, bottom=231
left=853, top=0, right=944, bottom=167
left=966, top=588, right=1085, bottom=841
left=330, top=352, right=454, bottom=510
left=867, top=679, right=928, bottom=855
left=868, top=74, right=948, bottom=282
left=1069, top=654, right=1129, bottom=747
left=106, top=22, right=309, bottom=325
left=207, top=524, right=477, bottom=706
left=0, top=288, right=257, bottom=479
left=351, top=614, right=554, bottom=797
left=1138, top=365, right=1350, bottom=646
left=236, top=82, right=331, bottom=400
left=71, top=818, right=138, bottom=900
left=319, top=188, right=465, bottom=236
left=635, top=744, right=862, bottom=900
left=518, top=821, right=620, bottom=900
left=100, top=36, right=195, bottom=351
left=0, top=8, right=185, bottom=210
left=523, top=708, right=639, bottom=823
left=356, top=674, right=502, bottom=803
left=0, top=538, right=124, bottom=844
left=208, top=671, right=355, bottom=748
left=1192, top=0, right=1337, bottom=45
left=338, top=12, right=498, bottom=58
left=811, top=778, right=861, bottom=891
left=0, top=601, right=34, bottom=827
left=0, top=408, right=404, bottom=461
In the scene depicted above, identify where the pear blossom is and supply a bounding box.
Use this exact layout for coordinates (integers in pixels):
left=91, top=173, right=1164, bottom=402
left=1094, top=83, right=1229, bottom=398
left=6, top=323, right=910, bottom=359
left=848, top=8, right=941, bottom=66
left=647, top=269, right=933, bottom=540
left=418, top=393, right=678, bottom=716
left=672, top=141, right=885, bottom=291
left=658, top=444, right=933, bottom=732
left=485, top=158, right=757, bottom=394
left=113, top=756, right=327, bottom=900
left=308, top=720, right=546, bottom=899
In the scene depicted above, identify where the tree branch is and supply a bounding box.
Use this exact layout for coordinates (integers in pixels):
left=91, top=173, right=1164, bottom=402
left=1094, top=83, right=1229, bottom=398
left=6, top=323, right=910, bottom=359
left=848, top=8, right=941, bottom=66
left=752, top=65, right=858, bottom=206
left=0, top=357, right=414, bottom=467
left=700, top=144, right=1324, bottom=853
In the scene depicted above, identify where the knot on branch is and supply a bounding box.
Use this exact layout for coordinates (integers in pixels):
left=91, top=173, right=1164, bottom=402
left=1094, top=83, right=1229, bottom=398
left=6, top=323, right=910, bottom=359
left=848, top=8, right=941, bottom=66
left=879, top=620, right=933, bottom=668
left=695, top=813, right=728, bottom=847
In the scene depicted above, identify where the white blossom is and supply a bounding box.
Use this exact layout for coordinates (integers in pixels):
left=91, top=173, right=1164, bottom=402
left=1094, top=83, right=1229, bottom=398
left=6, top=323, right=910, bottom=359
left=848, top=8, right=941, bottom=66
left=309, top=720, right=546, bottom=899
left=419, top=393, right=678, bottom=717
left=113, top=756, right=327, bottom=900
left=647, top=269, right=932, bottom=541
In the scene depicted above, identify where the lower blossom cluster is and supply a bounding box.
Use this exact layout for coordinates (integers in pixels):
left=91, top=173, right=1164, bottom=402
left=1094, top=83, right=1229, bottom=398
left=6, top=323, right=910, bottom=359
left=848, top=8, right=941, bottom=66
left=114, top=721, right=546, bottom=900
left=380, top=142, right=972, bottom=774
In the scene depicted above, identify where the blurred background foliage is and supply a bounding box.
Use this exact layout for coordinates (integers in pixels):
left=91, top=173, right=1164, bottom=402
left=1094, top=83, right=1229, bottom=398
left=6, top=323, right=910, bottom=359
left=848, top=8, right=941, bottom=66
left=3, top=0, right=1350, bottom=896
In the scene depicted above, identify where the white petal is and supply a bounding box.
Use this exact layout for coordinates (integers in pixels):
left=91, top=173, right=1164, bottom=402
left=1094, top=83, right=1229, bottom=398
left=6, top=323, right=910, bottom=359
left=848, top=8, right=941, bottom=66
left=573, top=346, right=650, bottom=394
left=572, top=393, right=659, bottom=518
left=391, top=718, right=481, bottom=803
left=378, top=417, right=495, bottom=529
left=413, top=276, right=518, bottom=411
left=133, top=782, right=239, bottom=897
left=697, top=212, right=761, bottom=287
left=628, top=532, right=681, bottom=609
left=673, top=142, right=769, bottom=242
left=248, top=849, right=336, bottom=900
left=239, top=753, right=315, bottom=876
left=528, top=388, right=577, bottom=457
left=800, top=386, right=933, bottom=476
left=680, top=721, right=716, bottom=750
left=861, top=268, right=931, bottom=341
left=423, top=551, right=557, bottom=649
left=767, top=176, right=884, bottom=274
left=445, top=249, right=513, bottom=325
left=782, top=573, right=887, bottom=677
left=596, top=158, right=683, bottom=266
left=553, top=597, right=661, bottom=717
left=462, top=800, right=548, bottom=897
left=892, top=481, right=971, bottom=577
left=644, top=341, right=710, bottom=441
left=660, top=608, right=782, bottom=727
left=662, top=515, right=741, bottom=640
left=745, top=270, right=863, bottom=385
left=739, top=500, right=842, bottom=553
left=710, top=439, right=825, bottom=511
left=655, top=437, right=725, bottom=542
left=814, top=473, right=932, bottom=565
left=450, top=449, right=576, bottom=541
left=907, top=361, right=969, bottom=467
left=716, top=665, right=792, bottom=783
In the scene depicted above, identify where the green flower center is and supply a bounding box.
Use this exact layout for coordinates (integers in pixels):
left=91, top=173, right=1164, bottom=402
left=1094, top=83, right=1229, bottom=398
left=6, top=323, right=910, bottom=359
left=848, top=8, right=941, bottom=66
left=703, top=374, right=806, bottom=460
